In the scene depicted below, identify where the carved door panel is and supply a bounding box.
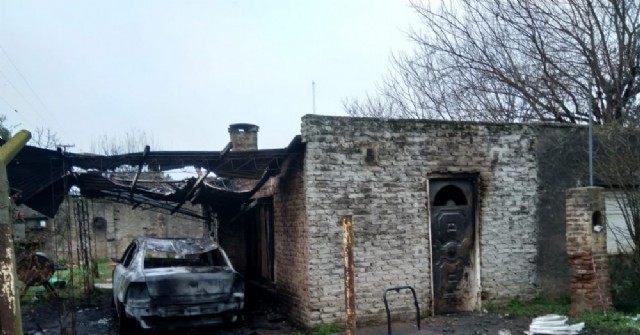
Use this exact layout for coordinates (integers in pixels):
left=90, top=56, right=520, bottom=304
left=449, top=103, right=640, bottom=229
left=429, top=179, right=475, bottom=314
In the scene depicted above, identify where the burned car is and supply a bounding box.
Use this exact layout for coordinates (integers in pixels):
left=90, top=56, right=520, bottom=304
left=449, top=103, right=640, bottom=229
left=112, top=237, right=244, bottom=330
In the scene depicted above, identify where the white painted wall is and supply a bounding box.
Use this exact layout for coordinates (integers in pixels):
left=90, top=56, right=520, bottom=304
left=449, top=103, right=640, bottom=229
left=605, top=192, right=635, bottom=254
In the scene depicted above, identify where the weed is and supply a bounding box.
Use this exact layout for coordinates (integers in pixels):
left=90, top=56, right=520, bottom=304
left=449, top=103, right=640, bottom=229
left=310, top=323, right=343, bottom=335
left=489, top=295, right=640, bottom=334
left=487, top=295, right=570, bottom=318
left=574, top=311, right=640, bottom=334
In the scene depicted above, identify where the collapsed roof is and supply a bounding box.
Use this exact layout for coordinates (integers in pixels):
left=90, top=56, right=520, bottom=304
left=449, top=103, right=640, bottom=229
left=7, top=136, right=303, bottom=218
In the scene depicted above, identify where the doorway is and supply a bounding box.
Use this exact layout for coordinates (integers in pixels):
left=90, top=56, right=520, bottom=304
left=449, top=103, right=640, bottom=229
left=429, top=177, right=477, bottom=314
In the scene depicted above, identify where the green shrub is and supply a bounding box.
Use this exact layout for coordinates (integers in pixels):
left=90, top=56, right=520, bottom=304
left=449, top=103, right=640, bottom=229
left=610, top=254, right=640, bottom=313
left=574, top=311, right=640, bottom=335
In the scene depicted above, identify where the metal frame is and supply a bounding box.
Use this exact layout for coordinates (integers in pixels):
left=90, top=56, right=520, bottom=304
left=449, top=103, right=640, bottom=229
left=383, top=286, right=421, bottom=335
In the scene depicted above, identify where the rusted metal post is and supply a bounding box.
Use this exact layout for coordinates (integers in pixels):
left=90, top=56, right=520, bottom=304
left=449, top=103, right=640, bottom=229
left=342, top=215, right=356, bottom=335
left=0, top=130, right=32, bottom=335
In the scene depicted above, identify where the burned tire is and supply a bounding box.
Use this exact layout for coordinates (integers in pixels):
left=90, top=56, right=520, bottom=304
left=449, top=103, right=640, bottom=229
left=110, top=273, right=116, bottom=307
left=116, top=301, right=137, bottom=334
left=222, top=313, right=240, bottom=329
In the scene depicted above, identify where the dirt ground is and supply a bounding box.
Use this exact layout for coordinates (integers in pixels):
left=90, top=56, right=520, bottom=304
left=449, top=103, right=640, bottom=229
left=355, top=313, right=531, bottom=335
left=20, top=290, right=536, bottom=335
left=21, top=288, right=299, bottom=335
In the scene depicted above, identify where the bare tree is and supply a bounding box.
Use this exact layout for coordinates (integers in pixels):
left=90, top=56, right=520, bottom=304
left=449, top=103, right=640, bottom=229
left=90, top=128, right=167, bottom=180
left=90, top=128, right=159, bottom=156
left=30, top=127, right=61, bottom=149
left=592, top=124, right=640, bottom=309
left=594, top=125, right=640, bottom=253
left=0, top=115, right=61, bottom=149
left=347, top=0, right=640, bottom=124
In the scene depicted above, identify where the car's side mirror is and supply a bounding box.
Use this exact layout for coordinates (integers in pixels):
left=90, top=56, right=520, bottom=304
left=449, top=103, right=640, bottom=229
left=110, top=257, right=121, bottom=263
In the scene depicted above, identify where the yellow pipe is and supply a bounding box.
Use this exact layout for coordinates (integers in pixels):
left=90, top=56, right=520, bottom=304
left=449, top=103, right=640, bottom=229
left=0, top=129, right=31, bottom=335
left=0, top=130, right=32, bottom=164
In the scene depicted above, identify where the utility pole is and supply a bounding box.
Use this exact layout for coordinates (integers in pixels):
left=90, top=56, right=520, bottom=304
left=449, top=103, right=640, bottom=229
left=58, top=144, right=74, bottom=153
left=0, top=130, right=32, bottom=335
left=312, top=81, right=316, bottom=114
left=588, top=83, right=601, bottom=187
left=588, top=104, right=594, bottom=186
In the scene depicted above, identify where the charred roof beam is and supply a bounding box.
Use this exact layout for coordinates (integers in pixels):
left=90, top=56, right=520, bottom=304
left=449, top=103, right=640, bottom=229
left=247, top=161, right=281, bottom=199
left=170, top=170, right=208, bottom=214
left=130, top=145, right=150, bottom=205
left=169, top=142, right=231, bottom=215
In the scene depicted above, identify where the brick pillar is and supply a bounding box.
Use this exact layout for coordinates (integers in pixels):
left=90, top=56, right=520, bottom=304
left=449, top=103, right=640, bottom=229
left=566, top=187, right=612, bottom=316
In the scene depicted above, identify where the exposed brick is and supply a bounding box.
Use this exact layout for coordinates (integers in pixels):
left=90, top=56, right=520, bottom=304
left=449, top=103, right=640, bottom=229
left=565, top=187, right=612, bottom=316
left=300, top=115, right=540, bottom=325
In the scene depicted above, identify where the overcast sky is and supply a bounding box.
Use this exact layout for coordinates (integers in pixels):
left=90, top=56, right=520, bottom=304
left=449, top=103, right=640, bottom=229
left=0, top=1, right=419, bottom=153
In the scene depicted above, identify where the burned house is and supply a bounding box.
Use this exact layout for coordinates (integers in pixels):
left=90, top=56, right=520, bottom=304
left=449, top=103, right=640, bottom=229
left=220, top=115, right=588, bottom=326
left=6, top=115, right=590, bottom=327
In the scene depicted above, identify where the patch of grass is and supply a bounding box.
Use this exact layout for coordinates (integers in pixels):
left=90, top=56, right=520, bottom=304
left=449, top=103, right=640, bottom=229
left=21, top=258, right=113, bottom=305
left=485, top=302, right=502, bottom=314
left=487, top=296, right=640, bottom=334
left=574, top=311, right=640, bottom=335
left=487, top=295, right=570, bottom=317
left=51, top=258, right=113, bottom=284
left=310, top=323, right=343, bottom=335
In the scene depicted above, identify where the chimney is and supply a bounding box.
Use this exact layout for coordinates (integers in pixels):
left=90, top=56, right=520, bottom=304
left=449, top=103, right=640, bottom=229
left=228, top=123, right=259, bottom=151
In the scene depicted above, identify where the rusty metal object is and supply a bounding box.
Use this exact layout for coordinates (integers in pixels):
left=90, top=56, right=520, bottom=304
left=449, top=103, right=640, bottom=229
left=0, top=130, right=31, bottom=335
left=383, top=286, right=421, bottom=335
left=16, top=252, right=58, bottom=298
left=342, top=215, right=355, bottom=335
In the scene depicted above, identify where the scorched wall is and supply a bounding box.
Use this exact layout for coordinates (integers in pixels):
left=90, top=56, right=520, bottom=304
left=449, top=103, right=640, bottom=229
left=300, top=115, right=544, bottom=324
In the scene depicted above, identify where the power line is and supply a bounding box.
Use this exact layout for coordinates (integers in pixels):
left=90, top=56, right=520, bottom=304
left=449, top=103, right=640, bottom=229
left=0, top=44, right=75, bottom=143
left=0, top=45, right=50, bottom=114
left=0, top=68, right=43, bottom=119
left=0, top=92, right=39, bottom=130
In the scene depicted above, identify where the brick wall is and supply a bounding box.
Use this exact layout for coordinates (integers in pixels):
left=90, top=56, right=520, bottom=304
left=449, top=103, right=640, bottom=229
left=272, top=153, right=311, bottom=326
left=222, top=156, right=310, bottom=326
left=300, top=115, right=541, bottom=324
left=565, top=187, right=612, bottom=315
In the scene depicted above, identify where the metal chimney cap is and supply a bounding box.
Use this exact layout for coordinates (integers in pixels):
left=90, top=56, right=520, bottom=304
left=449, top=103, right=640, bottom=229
left=228, top=123, right=259, bottom=132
